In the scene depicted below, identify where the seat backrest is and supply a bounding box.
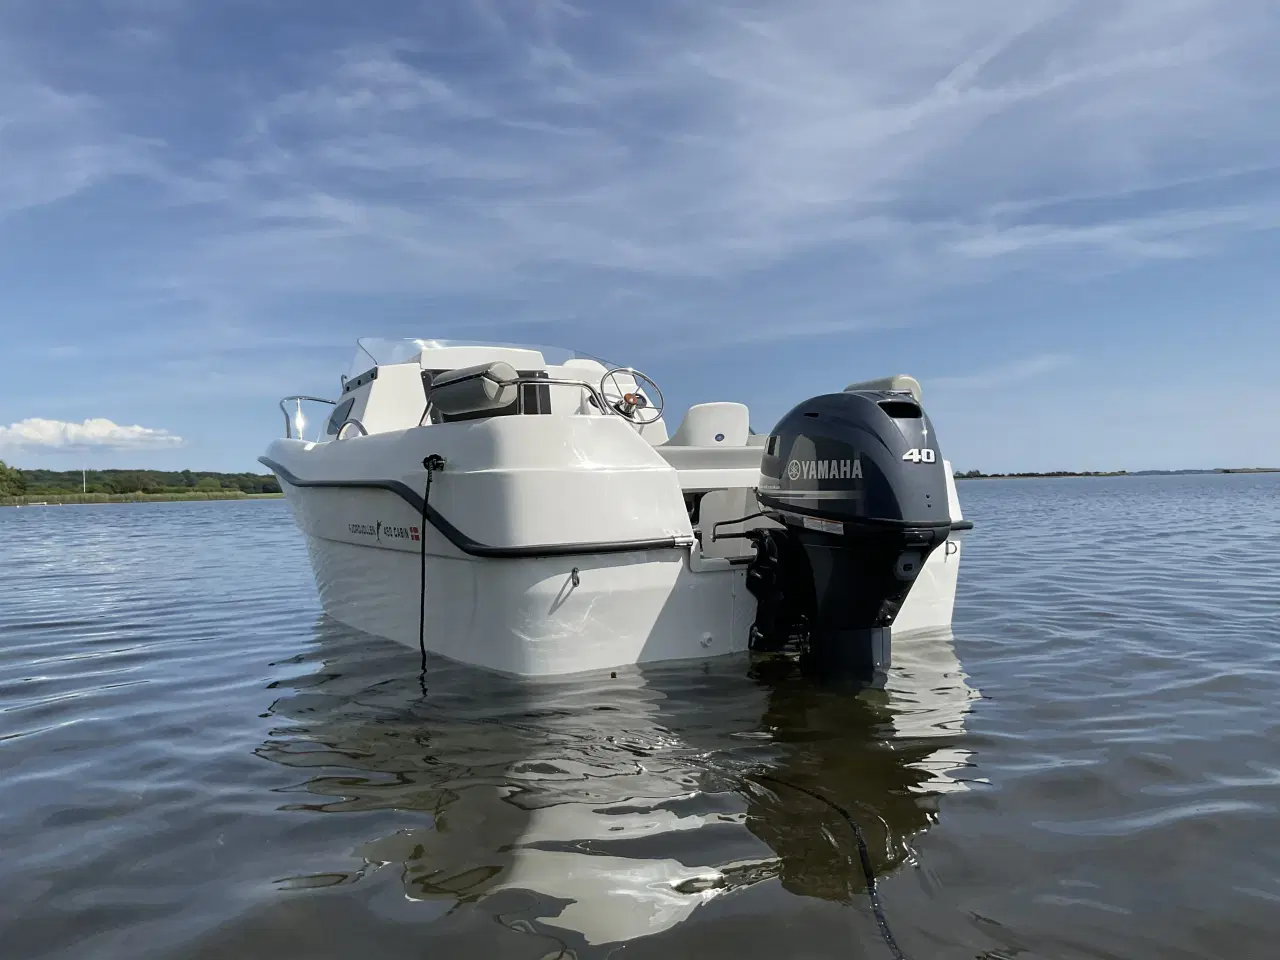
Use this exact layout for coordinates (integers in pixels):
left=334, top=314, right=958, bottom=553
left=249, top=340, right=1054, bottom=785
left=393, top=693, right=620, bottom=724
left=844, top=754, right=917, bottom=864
left=666, top=402, right=750, bottom=447
left=844, top=374, right=922, bottom=403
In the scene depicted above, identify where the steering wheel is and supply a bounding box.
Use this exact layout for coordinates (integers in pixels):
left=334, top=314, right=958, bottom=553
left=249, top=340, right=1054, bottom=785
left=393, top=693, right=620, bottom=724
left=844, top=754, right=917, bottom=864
left=599, top=367, right=665, bottom=425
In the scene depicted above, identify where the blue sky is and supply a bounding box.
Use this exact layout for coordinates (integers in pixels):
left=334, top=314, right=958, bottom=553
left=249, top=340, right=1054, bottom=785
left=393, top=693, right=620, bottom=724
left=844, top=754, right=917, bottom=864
left=2, top=0, right=1278, bottom=474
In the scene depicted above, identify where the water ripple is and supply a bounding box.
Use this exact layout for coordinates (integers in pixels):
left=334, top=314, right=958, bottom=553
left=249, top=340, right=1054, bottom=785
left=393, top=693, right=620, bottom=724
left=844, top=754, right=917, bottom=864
left=2, top=478, right=1280, bottom=958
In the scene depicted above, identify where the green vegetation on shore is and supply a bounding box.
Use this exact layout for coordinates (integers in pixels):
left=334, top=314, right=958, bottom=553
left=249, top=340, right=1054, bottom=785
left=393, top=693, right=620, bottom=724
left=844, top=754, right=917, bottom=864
left=4, top=491, right=283, bottom=506
left=0, top=461, right=281, bottom=506
left=954, top=469, right=1129, bottom=479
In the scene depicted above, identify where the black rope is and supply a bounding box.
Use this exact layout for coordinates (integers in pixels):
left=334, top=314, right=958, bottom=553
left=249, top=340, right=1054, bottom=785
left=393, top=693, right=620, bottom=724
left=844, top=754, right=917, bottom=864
left=419, top=454, right=445, bottom=680
left=753, top=772, right=907, bottom=960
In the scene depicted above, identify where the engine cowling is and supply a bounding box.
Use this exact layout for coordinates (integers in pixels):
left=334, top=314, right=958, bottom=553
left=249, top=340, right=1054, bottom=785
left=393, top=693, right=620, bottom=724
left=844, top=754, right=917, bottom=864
left=746, top=388, right=955, bottom=673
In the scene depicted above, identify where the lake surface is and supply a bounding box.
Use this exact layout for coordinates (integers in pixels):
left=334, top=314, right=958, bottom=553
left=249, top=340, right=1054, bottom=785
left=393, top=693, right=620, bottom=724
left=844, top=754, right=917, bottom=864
left=2, top=474, right=1279, bottom=959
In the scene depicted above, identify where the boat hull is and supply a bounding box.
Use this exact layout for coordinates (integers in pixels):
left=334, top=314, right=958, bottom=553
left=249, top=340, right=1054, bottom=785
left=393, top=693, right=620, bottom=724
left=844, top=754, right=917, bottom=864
left=278, top=480, right=747, bottom=676
left=278, top=480, right=962, bottom=677
left=302, top=530, right=751, bottom=677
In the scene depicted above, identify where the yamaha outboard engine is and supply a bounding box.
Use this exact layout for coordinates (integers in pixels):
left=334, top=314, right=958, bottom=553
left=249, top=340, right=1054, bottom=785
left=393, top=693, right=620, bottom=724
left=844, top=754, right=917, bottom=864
left=745, top=386, right=954, bottom=675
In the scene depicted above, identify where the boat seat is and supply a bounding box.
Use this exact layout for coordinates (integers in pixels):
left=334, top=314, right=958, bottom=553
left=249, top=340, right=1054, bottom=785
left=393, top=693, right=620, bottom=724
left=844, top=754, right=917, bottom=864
left=845, top=374, right=922, bottom=403
left=664, top=402, right=750, bottom=447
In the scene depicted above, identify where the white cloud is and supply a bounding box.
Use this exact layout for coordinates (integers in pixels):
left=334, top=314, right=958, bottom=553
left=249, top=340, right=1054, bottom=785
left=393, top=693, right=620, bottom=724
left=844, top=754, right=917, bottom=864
left=0, top=418, right=184, bottom=451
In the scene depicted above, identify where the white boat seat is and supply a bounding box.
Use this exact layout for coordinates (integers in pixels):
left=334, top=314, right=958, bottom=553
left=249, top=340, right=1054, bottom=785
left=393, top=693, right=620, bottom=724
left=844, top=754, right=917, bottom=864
left=844, top=374, right=922, bottom=403
left=665, top=402, right=750, bottom=447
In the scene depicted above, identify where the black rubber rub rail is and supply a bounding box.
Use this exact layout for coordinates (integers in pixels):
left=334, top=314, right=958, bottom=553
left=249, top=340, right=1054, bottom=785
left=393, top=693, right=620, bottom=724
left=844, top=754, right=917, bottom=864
left=259, top=456, right=694, bottom=560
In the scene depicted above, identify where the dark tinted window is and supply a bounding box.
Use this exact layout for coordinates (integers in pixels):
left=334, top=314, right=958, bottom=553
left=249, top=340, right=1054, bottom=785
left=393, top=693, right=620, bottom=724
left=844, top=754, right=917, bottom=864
left=326, top=398, right=356, bottom=435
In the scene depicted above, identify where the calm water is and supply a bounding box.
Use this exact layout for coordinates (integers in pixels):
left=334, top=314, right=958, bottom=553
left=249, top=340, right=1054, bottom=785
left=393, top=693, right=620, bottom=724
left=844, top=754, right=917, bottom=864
left=2, top=474, right=1279, bottom=959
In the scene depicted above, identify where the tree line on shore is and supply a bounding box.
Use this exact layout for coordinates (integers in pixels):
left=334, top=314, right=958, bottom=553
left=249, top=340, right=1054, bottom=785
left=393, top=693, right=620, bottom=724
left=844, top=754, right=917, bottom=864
left=953, top=468, right=1130, bottom=479
left=0, top=461, right=280, bottom=497
left=953, top=467, right=1275, bottom=478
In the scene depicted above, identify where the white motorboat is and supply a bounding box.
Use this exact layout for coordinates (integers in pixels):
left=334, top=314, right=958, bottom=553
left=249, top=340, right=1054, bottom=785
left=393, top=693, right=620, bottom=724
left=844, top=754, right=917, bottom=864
left=261, top=338, right=972, bottom=678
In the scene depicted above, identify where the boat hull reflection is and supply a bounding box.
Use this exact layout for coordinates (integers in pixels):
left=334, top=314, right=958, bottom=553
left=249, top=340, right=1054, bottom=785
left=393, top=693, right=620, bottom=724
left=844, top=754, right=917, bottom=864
left=258, top=620, right=981, bottom=949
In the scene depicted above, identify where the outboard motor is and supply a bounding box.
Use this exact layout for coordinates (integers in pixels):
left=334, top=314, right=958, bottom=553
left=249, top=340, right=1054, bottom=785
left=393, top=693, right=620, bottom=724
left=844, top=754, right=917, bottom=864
left=745, top=387, right=954, bottom=674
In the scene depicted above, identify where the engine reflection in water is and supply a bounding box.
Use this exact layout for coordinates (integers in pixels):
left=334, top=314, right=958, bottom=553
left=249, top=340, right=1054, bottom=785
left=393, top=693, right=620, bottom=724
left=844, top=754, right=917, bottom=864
left=255, top=618, right=980, bottom=949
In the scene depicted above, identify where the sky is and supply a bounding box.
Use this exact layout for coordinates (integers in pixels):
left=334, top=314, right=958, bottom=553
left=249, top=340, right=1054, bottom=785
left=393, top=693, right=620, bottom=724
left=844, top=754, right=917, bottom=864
left=2, top=0, right=1278, bottom=475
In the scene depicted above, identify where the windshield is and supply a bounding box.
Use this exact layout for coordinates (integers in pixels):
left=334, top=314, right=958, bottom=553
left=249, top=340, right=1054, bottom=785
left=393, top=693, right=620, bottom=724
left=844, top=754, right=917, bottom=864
left=347, top=338, right=620, bottom=378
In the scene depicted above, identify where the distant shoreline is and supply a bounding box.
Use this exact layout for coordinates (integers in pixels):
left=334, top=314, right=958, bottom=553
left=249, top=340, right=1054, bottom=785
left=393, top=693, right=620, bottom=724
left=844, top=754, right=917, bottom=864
left=2, top=492, right=284, bottom=508
left=6, top=467, right=1276, bottom=506
left=955, top=468, right=1279, bottom=480
left=0, top=466, right=281, bottom=503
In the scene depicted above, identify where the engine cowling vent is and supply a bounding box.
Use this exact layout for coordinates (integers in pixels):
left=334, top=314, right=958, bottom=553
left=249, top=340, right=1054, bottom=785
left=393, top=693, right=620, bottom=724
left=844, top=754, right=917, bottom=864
left=877, top=399, right=922, bottom=419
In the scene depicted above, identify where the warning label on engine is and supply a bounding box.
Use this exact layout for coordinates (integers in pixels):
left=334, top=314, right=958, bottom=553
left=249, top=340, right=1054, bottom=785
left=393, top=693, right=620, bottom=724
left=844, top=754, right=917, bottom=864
left=801, top=516, right=843, bottom=535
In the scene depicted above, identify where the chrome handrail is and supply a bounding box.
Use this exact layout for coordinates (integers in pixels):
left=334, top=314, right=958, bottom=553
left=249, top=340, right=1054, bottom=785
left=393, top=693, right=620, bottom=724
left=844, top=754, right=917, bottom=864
left=336, top=418, right=368, bottom=438
left=279, top=395, right=336, bottom=439
left=509, top=376, right=614, bottom=417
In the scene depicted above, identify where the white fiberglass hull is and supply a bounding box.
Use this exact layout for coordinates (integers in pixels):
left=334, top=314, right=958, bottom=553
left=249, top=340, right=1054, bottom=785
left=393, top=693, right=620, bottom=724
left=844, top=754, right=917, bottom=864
left=278, top=479, right=962, bottom=678
left=298, top=510, right=751, bottom=677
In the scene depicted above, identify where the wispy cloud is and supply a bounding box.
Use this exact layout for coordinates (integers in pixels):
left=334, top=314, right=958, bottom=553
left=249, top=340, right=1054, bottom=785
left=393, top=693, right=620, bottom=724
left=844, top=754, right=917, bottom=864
left=947, top=201, right=1280, bottom=263
left=0, top=418, right=184, bottom=451
left=4, top=0, right=1280, bottom=344
left=0, top=76, right=151, bottom=218
left=932, top=353, right=1074, bottom=390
